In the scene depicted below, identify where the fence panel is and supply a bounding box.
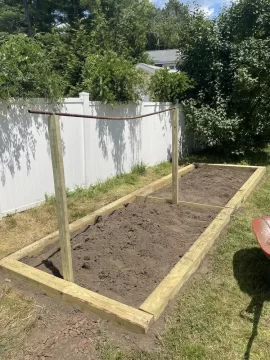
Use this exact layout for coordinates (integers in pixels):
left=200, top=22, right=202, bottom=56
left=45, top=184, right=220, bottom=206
left=0, top=94, right=188, bottom=216
left=0, top=98, right=84, bottom=216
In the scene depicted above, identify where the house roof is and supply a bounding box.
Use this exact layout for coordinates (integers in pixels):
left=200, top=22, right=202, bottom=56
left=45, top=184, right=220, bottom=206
left=136, top=63, right=177, bottom=74
left=146, top=49, right=179, bottom=64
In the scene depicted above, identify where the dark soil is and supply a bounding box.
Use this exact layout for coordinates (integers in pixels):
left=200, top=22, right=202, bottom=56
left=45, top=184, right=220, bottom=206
left=154, top=166, right=254, bottom=206
left=23, top=202, right=218, bottom=307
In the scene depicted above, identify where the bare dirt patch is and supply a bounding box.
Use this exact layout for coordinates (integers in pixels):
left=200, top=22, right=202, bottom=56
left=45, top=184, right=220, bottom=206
left=22, top=202, right=218, bottom=307
left=154, top=166, right=254, bottom=206
left=0, top=273, right=181, bottom=360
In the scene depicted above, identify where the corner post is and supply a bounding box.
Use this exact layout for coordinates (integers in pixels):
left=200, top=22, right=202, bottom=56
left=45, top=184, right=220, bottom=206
left=172, top=102, right=179, bottom=204
left=48, top=114, right=74, bottom=282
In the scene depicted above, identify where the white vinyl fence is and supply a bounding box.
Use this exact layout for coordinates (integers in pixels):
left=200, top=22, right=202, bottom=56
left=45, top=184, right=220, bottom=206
left=0, top=93, right=193, bottom=217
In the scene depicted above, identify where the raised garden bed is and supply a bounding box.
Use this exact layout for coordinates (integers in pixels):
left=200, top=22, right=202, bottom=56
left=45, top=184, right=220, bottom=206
left=0, top=164, right=266, bottom=334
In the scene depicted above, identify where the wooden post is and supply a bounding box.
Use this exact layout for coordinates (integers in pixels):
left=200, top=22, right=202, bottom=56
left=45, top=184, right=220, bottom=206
left=48, top=114, right=74, bottom=282
left=172, top=103, right=179, bottom=204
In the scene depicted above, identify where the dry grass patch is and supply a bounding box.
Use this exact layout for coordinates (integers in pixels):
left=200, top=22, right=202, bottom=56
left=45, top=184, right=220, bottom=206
left=0, top=285, right=38, bottom=359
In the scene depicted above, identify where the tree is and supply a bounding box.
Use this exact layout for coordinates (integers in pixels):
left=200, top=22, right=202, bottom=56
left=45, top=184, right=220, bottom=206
left=178, top=1, right=270, bottom=152
left=22, top=0, right=33, bottom=37
left=38, top=25, right=95, bottom=96
left=0, top=1, right=26, bottom=40
left=219, top=0, right=270, bottom=42
left=184, top=98, right=242, bottom=151
left=147, top=0, right=190, bottom=50
left=0, top=0, right=98, bottom=36
left=178, top=8, right=228, bottom=104
left=230, top=38, right=270, bottom=148
left=81, top=51, right=145, bottom=103
left=89, top=0, right=154, bottom=61
left=0, top=34, right=64, bottom=99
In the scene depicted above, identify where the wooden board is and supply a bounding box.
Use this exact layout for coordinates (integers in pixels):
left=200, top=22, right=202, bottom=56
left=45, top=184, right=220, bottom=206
left=177, top=201, right=224, bottom=211
left=237, top=167, right=266, bottom=202
left=0, top=258, right=153, bottom=334
left=136, top=196, right=172, bottom=204
left=195, top=163, right=263, bottom=171
left=136, top=196, right=225, bottom=211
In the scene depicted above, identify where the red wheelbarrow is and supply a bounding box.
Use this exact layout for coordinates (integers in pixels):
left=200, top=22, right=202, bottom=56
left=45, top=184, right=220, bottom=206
left=252, top=217, right=270, bottom=259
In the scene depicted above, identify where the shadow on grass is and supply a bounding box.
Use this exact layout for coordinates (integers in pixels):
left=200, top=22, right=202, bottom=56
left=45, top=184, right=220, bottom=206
left=233, top=248, right=270, bottom=360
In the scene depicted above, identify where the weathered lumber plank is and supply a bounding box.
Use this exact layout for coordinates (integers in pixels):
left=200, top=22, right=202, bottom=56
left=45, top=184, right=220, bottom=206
left=136, top=196, right=225, bottom=211
left=195, top=163, right=262, bottom=170
left=0, top=259, right=153, bottom=334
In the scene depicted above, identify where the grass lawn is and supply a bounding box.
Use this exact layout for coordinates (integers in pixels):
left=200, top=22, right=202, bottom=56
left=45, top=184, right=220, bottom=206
left=1, top=151, right=270, bottom=359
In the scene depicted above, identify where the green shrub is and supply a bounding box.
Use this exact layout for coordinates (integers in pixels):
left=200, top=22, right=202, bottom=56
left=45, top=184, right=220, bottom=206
left=81, top=51, right=145, bottom=104
left=149, top=68, right=193, bottom=103
left=178, top=0, right=270, bottom=152
left=0, top=34, right=64, bottom=100
left=184, top=98, right=242, bottom=152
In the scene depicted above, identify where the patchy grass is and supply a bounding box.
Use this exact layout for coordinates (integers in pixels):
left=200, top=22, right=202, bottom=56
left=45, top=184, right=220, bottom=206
left=131, top=163, right=147, bottom=176
left=0, top=285, right=38, bottom=359
left=100, top=149, right=270, bottom=360
left=0, top=162, right=171, bottom=260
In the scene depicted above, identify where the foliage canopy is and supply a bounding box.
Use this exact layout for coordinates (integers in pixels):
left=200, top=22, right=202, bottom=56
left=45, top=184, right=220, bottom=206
left=179, top=0, right=270, bottom=152
left=1, top=0, right=270, bottom=154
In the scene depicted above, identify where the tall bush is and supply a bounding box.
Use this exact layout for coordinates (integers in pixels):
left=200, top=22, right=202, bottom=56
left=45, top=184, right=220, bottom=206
left=0, top=34, right=64, bottom=100
left=178, top=1, right=270, bottom=152
left=149, top=68, right=193, bottom=103
left=184, top=97, right=242, bottom=151
left=81, top=51, right=145, bottom=103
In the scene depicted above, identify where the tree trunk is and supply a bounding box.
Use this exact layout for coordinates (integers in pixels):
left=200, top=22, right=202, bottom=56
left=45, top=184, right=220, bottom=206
left=22, top=0, right=33, bottom=37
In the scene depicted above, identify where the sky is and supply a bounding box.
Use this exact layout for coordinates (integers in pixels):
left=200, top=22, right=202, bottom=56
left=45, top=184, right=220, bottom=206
left=153, top=0, right=234, bottom=17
